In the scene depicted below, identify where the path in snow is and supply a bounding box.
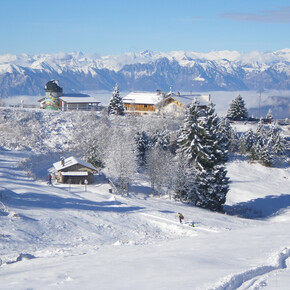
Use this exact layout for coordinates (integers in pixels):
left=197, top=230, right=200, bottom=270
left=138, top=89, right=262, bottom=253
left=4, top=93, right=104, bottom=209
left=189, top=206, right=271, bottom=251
left=209, top=248, right=290, bottom=290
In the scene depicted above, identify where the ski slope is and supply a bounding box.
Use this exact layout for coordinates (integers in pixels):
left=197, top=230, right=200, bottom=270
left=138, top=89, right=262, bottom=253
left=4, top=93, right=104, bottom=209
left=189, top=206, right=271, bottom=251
left=0, top=150, right=290, bottom=289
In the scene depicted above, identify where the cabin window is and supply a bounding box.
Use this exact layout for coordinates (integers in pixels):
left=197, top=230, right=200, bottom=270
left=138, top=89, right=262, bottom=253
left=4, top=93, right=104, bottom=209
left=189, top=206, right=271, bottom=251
left=144, top=104, right=148, bottom=108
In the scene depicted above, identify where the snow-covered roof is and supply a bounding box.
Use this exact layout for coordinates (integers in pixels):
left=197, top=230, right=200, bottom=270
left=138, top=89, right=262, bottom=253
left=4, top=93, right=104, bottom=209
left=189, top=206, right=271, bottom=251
left=122, top=91, right=210, bottom=107
left=122, top=92, right=164, bottom=105
left=60, top=94, right=100, bottom=104
left=171, top=93, right=211, bottom=106
left=61, top=171, right=88, bottom=176
left=53, top=156, right=97, bottom=172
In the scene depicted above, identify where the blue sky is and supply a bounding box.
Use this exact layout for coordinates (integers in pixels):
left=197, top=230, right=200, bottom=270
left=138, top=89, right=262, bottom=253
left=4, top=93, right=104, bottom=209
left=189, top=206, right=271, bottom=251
left=1, top=0, right=290, bottom=55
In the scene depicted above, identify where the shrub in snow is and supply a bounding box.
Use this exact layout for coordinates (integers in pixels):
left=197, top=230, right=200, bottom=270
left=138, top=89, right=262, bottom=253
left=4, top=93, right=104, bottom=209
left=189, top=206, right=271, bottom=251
left=246, top=121, right=286, bottom=167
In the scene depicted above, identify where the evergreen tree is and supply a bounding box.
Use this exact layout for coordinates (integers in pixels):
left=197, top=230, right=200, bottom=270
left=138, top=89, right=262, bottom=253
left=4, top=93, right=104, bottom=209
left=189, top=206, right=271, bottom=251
left=239, top=129, right=256, bottom=155
left=266, top=109, right=273, bottom=122
left=152, top=129, right=170, bottom=150
left=258, top=143, right=273, bottom=167
left=173, top=153, right=199, bottom=202
left=229, top=128, right=240, bottom=153
left=193, top=103, right=229, bottom=211
left=176, top=100, right=202, bottom=203
left=226, top=94, right=248, bottom=121
left=108, top=84, right=124, bottom=115
left=256, top=119, right=266, bottom=136
left=268, top=123, right=285, bottom=155
left=176, top=100, right=201, bottom=163
left=84, top=137, right=103, bottom=168
left=135, top=131, right=151, bottom=167
left=239, top=133, right=248, bottom=155
left=249, top=145, right=259, bottom=162
left=177, top=101, right=229, bottom=212
left=216, top=117, right=230, bottom=162
left=249, top=121, right=276, bottom=167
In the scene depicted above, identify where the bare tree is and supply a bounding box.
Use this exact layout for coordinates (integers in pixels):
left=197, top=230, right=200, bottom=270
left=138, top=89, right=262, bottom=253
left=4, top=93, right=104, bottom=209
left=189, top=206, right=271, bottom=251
left=146, top=147, right=175, bottom=197
left=104, top=128, right=138, bottom=195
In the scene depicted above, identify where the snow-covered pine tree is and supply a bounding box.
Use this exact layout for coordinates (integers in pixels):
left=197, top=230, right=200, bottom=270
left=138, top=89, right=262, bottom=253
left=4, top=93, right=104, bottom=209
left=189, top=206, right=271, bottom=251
left=151, top=129, right=170, bottom=150
left=239, top=133, right=248, bottom=155
left=177, top=101, right=229, bottom=212
left=193, top=102, right=229, bottom=211
left=266, top=109, right=273, bottom=122
left=226, top=94, right=248, bottom=121
left=216, top=117, right=230, bottom=162
left=268, top=123, right=286, bottom=155
left=84, top=137, right=103, bottom=168
left=252, top=140, right=273, bottom=167
left=229, top=128, right=240, bottom=153
left=176, top=99, right=201, bottom=163
left=256, top=119, right=266, bottom=136
left=249, top=121, right=275, bottom=166
left=175, top=100, right=201, bottom=203
left=258, top=143, right=273, bottom=167
left=135, top=131, right=151, bottom=167
left=239, top=129, right=256, bottom=155
left=108, top=84, right=124, bottom=115
left=172, top=156, right=191, bottom=201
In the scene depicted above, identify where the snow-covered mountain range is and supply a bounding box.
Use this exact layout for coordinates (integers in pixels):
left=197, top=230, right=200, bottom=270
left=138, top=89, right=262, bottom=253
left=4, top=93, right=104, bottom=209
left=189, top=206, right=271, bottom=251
left=0, top=49, right=290, bottom=97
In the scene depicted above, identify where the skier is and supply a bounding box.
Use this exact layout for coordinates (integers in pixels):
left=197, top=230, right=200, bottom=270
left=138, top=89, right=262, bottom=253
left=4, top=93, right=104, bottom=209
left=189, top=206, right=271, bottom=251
left=48, top=174, right=52, bottom=185
left=178, top=213, right=184, bottom=223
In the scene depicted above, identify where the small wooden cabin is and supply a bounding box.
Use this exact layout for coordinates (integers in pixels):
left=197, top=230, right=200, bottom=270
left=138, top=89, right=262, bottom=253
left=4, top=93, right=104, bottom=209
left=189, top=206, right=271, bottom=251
left=52, top=156, right=97, bottom=184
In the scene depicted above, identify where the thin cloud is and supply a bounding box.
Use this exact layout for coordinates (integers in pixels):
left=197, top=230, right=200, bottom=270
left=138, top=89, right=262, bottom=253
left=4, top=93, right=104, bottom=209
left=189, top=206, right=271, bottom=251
left=222, top=6, right=290, bottom=23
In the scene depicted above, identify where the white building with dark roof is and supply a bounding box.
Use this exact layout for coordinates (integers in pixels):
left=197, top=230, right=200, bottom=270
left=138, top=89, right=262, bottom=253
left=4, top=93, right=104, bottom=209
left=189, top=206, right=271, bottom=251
left=60, top=94, right=100, bottom=111
left=39, top=80, right=101, bottom=111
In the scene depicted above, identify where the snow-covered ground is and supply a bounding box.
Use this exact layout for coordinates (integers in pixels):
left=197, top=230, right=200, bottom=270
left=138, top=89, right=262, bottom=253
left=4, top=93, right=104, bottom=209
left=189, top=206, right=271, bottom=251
left=0, top=148, right=289, bottom=289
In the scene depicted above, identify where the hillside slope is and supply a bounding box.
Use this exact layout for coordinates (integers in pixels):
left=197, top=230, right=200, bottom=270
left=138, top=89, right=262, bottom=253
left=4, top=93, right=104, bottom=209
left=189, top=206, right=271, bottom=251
left=0, top=150, right=290, bottom=289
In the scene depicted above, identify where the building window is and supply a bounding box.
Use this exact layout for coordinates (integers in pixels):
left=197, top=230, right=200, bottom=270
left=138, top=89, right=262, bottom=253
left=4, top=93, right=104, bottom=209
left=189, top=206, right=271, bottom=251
left=144, top=104, right=148, bottom=108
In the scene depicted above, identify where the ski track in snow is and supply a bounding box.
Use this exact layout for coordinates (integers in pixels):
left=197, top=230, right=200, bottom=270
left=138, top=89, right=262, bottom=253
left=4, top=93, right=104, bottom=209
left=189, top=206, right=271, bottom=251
left=140, top=212, right=220, bottom=233
left=209, top=248, right=290, bottom=290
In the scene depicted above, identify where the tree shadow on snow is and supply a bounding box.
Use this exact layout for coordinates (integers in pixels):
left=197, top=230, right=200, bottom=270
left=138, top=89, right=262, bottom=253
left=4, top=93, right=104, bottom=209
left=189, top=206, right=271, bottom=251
left=1, top=188, right=144, bottom=213
left=128, top=183, right=152, bottom=198
left=224, top=194, right=290, bottom=219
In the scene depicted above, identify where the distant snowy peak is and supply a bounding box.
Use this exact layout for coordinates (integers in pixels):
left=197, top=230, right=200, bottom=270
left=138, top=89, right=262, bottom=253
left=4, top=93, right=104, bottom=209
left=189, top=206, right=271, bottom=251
left=1, top=49, right=290, bottom=97
left=0, top=49, right=290, bottom=72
